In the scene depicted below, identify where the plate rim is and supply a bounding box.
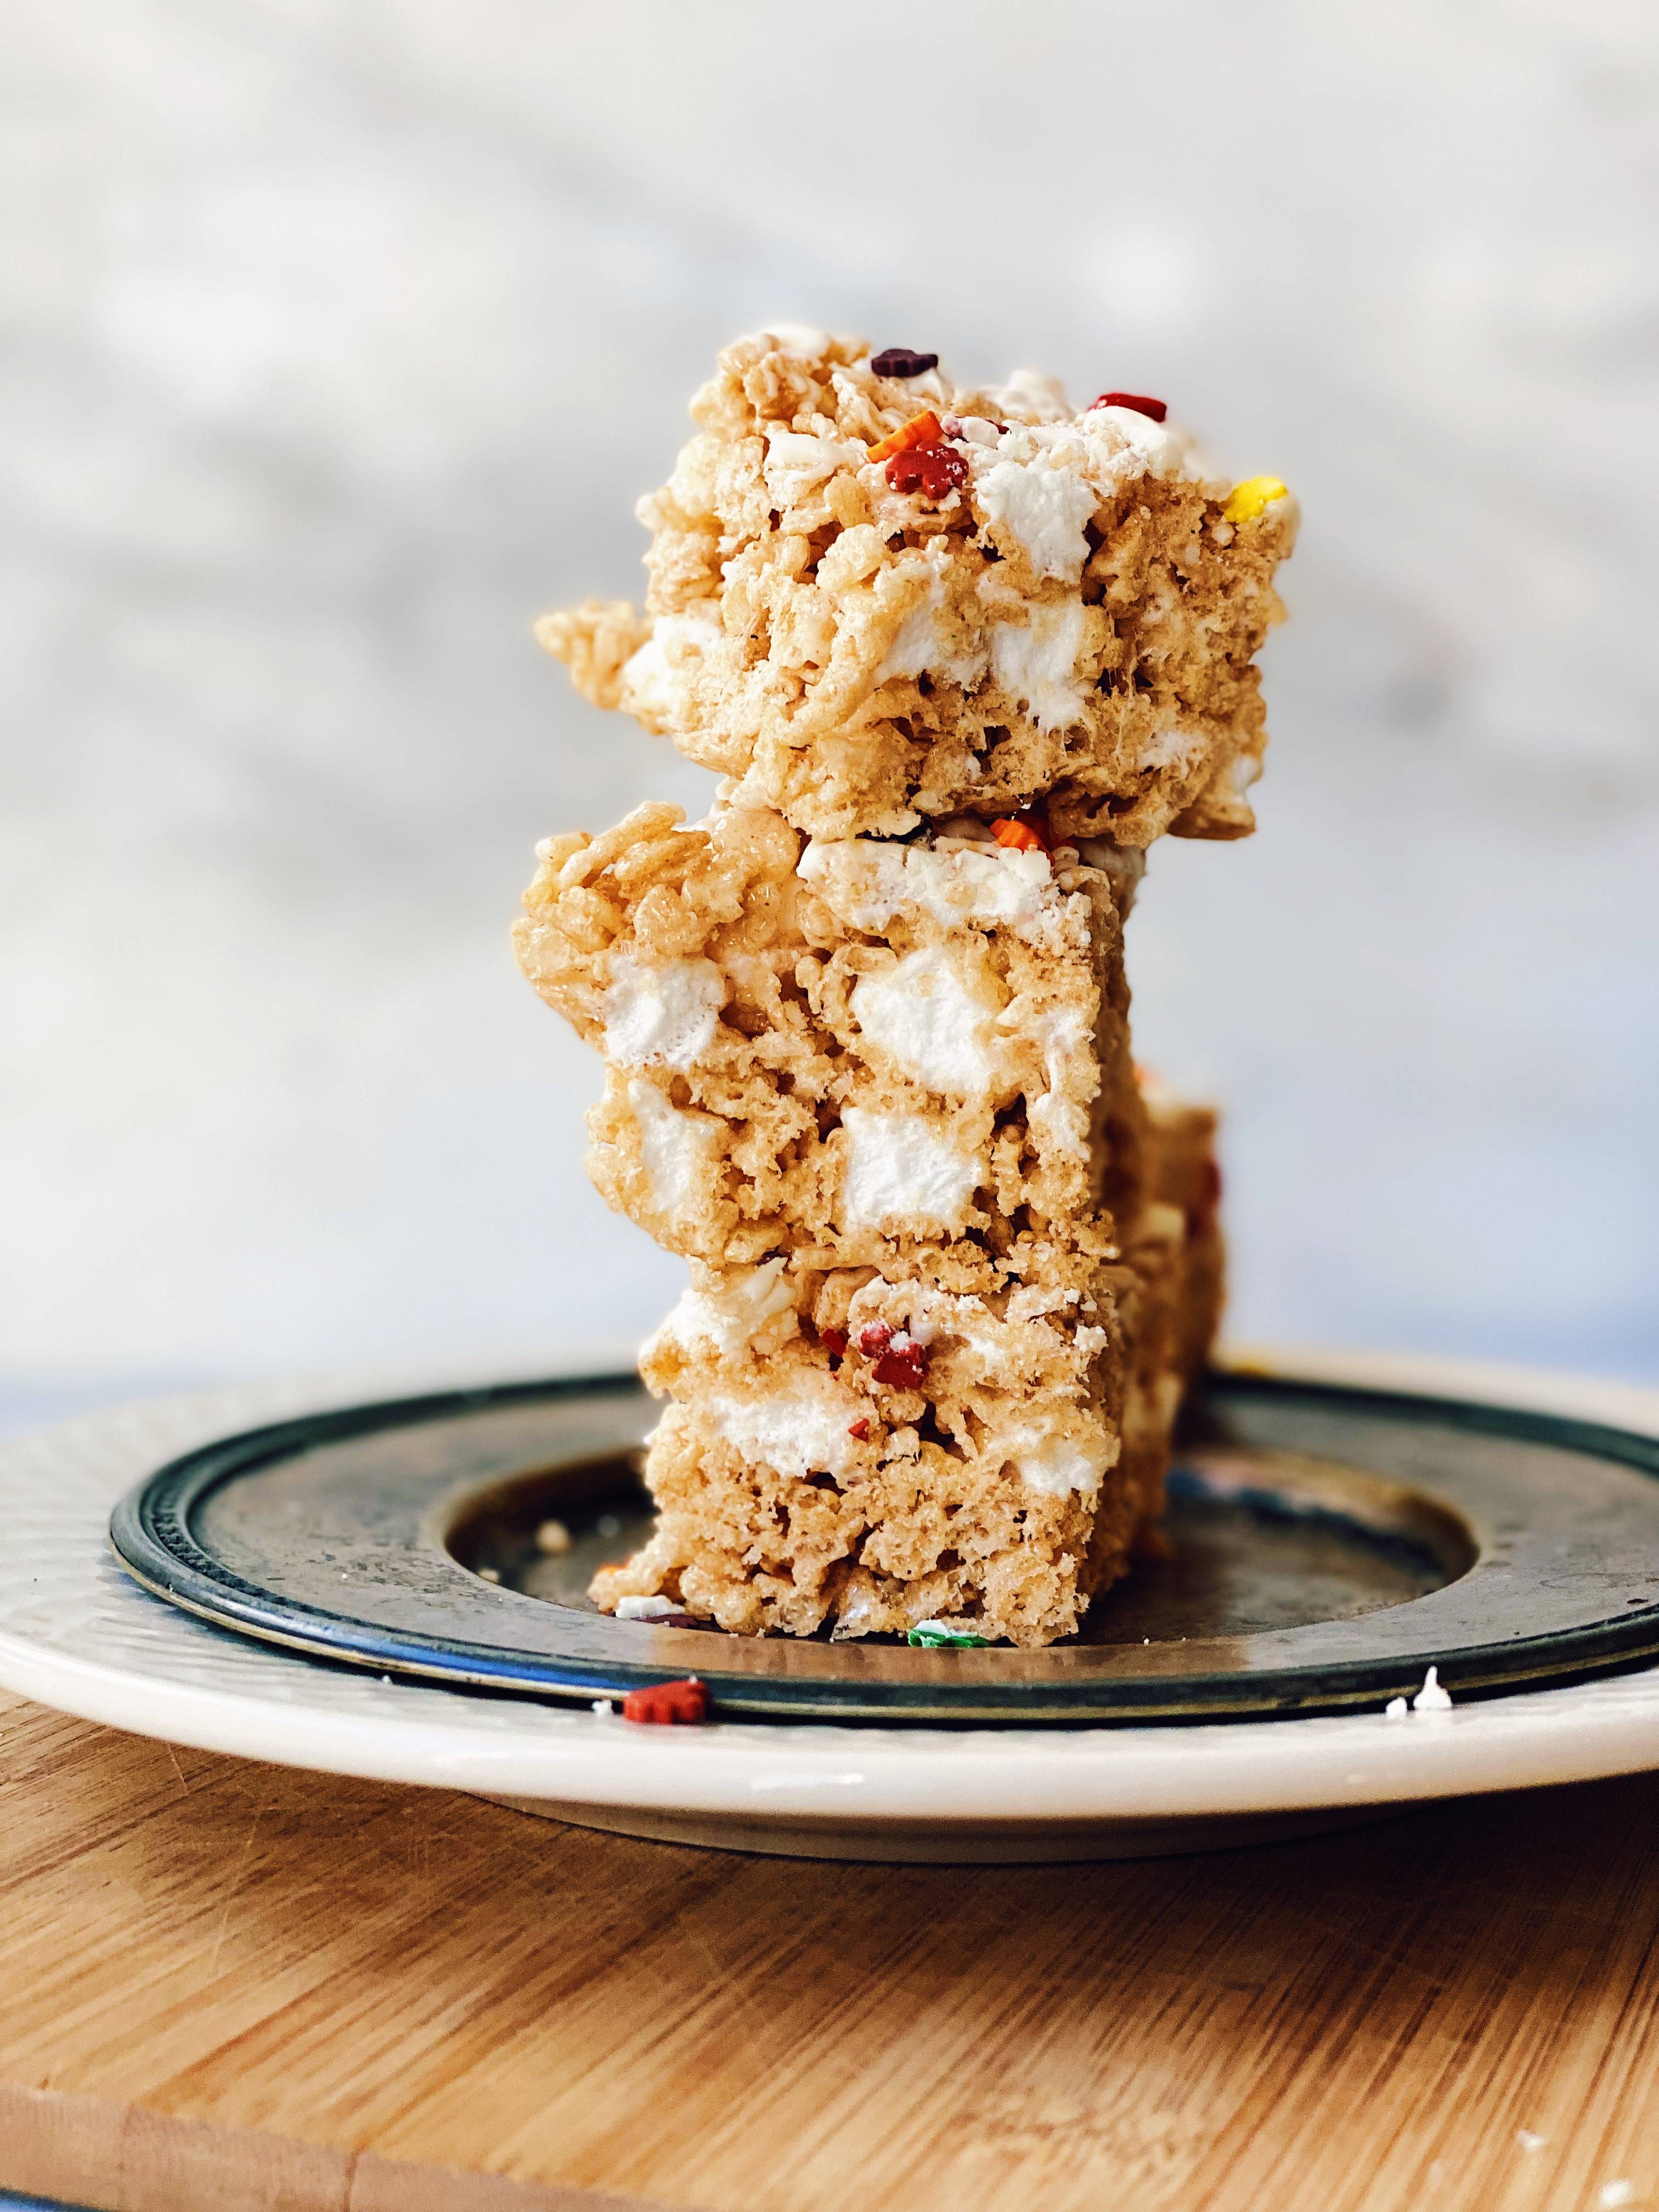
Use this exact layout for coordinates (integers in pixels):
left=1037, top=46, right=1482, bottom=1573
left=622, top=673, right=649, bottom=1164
left=103, top=1365, right=1659, bottom=1724
left=8, top=1345, right=1659, bottom=1827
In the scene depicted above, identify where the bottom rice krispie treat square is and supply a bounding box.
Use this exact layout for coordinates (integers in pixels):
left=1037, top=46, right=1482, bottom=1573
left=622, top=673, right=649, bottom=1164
left=589, top=1092, right=1222, bottom=1647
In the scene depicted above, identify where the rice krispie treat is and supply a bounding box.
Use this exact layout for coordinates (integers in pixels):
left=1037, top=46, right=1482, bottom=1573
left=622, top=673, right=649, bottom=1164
left=540, top=328, right=1295, bottom=843
left=515, top=796, right=1223, bottom=1644
left=1114, top=1091, right=1226, bottom=1516
left=515, top=329, right=1283, bottom=1647
left=597, top=1242, right=1137, bottom=1646
left=1141, top=1085, right=1226, bottom=1393
left=583, top=1098, right=1224, bottom=1647
left=514, top=797, right=1146, bottom=1268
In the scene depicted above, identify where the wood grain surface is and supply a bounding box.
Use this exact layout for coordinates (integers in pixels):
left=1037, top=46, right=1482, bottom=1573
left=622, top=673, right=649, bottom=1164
left=4, top=1686, right=1659, bottom=2212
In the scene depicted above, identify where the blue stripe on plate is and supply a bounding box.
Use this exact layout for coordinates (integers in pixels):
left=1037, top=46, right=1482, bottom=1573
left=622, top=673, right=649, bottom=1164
left=0, top=2190, right=105, bottom=2211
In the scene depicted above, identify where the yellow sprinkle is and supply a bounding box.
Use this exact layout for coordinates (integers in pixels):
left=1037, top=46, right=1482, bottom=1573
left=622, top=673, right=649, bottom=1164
left=1223, top=475, right=1289, bottom=524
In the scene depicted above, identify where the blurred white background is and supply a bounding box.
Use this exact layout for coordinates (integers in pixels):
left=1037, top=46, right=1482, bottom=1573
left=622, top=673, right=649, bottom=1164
left=3, top=0, right=1656, bottom=1432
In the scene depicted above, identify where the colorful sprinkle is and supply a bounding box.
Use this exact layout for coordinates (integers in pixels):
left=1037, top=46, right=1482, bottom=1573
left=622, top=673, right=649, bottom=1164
left=907, top=1621, right=990, bottom=1649
left=886, top=443, right=969, bottom=500
left=847, top=1418, right=872, bottom=1441
left=871, top=1338, right=928, bottom=1390
left=1090, top=391, right=1167, bottom=422
left=991, top=811, right=1051, bottom=854
left=622, top=1677, right=709, bottom=1726
left=1223, top=475, right=1289, bottom=523
left=868, top=410, right=944, bottom=464
left=871, top=347, right=939, bottom=378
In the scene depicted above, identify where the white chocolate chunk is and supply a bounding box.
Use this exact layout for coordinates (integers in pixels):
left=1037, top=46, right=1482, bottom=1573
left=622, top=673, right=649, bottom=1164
left=603, top=955, right=723, bottom=1070
left=655, top=1259, right=795, bottom=1361
left=839, top=1107, right=979, bottom=1229
left=798, top=838, right=1058, bottom=942
left=851, top=947, right=996, bottom=1094
left=709, top=1379, right=862, bottom=1480
left=973, top=457, right=1099, bottom=581
left=990, top=602, right=1092, bottom=732
left=627, top=1079, right=721, bottom=1217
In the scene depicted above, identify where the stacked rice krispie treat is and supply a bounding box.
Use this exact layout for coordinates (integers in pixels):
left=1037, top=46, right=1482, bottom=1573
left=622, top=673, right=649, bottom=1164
left=517, top=329, right=1293, bottom=1647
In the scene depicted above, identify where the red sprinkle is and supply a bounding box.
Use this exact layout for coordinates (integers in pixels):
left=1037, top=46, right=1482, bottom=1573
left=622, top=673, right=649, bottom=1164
left=819, top=1326, right=848, bottom=1358
left=871, top=347, right=938, bottom=378
left=847, top=1418, right=872, bottom=1441
left=872, top=1341, right=929, bottom=1390
left=1090, top=391, right=1167, bottom=422
left=857, top=1322, right=895, bottom=1359
left=622, top=1677, right=708, bottom=1726
left=886, top=443, right=969, bottom=500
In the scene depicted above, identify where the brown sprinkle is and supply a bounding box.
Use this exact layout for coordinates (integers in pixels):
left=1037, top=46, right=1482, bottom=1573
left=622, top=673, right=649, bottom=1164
left=871, top=347, right=938, bottom=377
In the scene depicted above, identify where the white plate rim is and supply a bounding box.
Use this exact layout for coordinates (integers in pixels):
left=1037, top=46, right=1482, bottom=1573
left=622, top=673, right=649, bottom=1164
left=5, top=1344, right=1659, bottom=1828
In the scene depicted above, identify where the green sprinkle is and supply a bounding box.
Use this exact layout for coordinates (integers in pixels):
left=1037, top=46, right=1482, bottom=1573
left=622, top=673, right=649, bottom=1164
left=907, top=1621, right=990, bottom=1649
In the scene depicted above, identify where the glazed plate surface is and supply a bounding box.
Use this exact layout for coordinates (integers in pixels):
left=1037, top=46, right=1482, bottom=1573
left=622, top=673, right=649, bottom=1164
left=106, top=1366, right=1659, bottom=1724
left=5, top=1349, right=1659, bottom=1861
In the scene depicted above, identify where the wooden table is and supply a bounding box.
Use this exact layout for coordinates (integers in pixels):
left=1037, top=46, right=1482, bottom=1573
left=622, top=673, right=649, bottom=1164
left=4, top=1687, right=1659, bottom=2212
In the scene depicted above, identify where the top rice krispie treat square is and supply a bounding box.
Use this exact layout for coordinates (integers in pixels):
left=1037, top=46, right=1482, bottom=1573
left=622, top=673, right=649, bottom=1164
left=541, top=327, right=1296, bottom=843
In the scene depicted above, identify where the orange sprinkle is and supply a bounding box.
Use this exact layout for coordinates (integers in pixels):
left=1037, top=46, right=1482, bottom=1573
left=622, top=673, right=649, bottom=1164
left=868, top=410, right=944, bottom=464
left=991, top=812, right=1051, bottom=854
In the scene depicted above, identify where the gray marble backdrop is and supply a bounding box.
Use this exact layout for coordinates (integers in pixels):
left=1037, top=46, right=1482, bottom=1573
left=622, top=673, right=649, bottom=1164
left=3, top=0, right=1656, bottom=1427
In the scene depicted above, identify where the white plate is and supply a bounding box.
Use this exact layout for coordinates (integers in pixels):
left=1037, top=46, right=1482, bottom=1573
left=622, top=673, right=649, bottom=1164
left=6, top=1347, right=1659, bottom=1864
